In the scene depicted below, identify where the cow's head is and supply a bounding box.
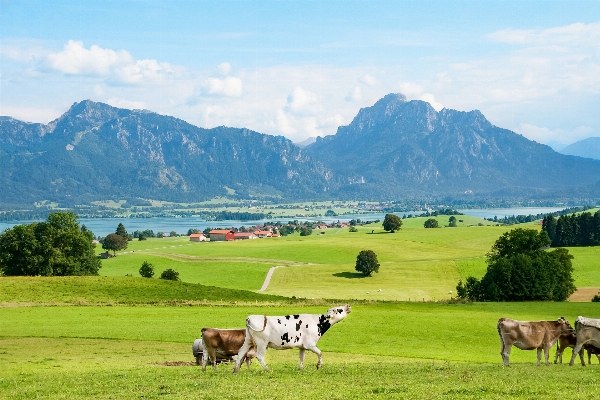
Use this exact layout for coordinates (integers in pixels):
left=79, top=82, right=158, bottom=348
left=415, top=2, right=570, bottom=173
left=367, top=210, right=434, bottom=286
left=326, top=304, right=351, bottom=324
left=558, top=316, right=574, bottom=333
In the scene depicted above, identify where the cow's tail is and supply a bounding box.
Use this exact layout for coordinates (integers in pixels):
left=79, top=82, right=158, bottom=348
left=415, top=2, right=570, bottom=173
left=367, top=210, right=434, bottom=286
left=246, top=315, right=268, bottom=332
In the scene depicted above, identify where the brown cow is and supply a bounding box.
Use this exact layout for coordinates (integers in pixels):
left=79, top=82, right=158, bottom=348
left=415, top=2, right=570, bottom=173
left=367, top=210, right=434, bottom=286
left=553, top=332, right=584, bottom=365
left=585, top=344, right=600, bottom=364
left=497, top=317, right=574, bottom=366
left=201, top=328, right=256, bottom=372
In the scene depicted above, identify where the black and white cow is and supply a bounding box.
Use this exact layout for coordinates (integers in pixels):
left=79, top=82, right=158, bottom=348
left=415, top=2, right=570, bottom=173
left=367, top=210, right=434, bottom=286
left=232, top=304, right=351, bottom=372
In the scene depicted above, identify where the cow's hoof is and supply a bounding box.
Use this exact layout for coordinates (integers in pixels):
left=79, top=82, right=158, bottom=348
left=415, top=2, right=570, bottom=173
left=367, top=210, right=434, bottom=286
left=316, top=364, right=322, bottom=370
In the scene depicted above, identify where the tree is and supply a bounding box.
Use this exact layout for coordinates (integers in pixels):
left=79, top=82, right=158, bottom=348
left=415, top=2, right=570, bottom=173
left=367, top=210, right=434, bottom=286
left=456, top=228, right=575, bottom=301
left=115, top=223, right=128, bottom=241
left=448, top=216, right=457, bottom=227
left=139, top=261, right=155, bottom=278
left=160, top=268, right=180, bottom=281
left=0, top=212, right=101, bottom=276
left=424, top=218, right=439, bottom=228
left=102, top=233, right=128, bottom=256
left=300, top=226, right=312, bottom=236
left=355, top=250, right=380, bottom=277
left=382, top=214, right=403, bottom=233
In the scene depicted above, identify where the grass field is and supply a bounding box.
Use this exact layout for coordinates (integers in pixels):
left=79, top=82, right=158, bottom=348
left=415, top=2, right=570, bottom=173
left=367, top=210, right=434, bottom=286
left=3, top=302, right=600, bottom=399
left=97, top=219, right=599, bottom=301
left=3, top=215, right=600, bottom=399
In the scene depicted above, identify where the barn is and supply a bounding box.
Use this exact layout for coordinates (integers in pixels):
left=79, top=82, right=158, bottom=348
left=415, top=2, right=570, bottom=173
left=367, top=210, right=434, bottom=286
left=209, top=229, right=235, bottom=241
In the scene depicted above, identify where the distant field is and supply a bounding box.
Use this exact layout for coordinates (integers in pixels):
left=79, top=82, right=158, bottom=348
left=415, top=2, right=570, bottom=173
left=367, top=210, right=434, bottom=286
left=94, top=218, right=600, bottom=301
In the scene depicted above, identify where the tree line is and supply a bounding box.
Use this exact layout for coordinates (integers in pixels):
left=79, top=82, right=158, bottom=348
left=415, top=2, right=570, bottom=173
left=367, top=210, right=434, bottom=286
left=542, top=210, right=600, bottom=247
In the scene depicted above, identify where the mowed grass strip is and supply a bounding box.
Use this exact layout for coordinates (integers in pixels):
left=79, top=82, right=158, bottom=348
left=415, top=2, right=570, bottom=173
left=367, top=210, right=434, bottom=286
left=0, top=276, right=287, bottom=306
left=2, top=337, right=600, bottom=399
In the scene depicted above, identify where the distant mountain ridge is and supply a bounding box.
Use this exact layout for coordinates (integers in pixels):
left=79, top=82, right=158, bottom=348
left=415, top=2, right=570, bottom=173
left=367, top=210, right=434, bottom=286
left=2, top=95, right=600, bottom=205
left=305, top=94, right=600, bottom=198
left=560, top=137, right=600, bottom=160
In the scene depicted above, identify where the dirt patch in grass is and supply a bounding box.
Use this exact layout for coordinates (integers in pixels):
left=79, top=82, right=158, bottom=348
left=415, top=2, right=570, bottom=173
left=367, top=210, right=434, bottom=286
left=568, top=287, right=600, bottom=302
left=158, top=361, right=198, bottom=366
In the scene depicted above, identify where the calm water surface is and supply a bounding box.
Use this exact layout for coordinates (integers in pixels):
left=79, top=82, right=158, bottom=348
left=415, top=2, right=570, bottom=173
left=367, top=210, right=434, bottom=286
left=0, top=207, right=568, bottom=237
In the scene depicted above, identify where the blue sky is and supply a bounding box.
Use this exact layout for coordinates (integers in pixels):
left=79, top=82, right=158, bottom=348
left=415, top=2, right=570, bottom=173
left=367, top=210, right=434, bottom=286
left=1, top=1, right=599, bottom=147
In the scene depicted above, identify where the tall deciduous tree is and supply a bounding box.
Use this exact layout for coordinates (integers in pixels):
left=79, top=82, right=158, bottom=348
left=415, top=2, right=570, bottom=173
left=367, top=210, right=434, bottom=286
left=355, top=250, right=380, bottom=277
left=102, top=233, right=128, bottom=256
left=456, top=228, right=575, bottom=302
left=382, top=214, right=403, bottom=233
left=0, top=212, right=101, bottom=276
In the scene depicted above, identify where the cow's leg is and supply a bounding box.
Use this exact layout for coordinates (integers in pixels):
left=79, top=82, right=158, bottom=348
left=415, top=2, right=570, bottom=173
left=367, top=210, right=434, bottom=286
left=233, top=337, right=252, bottom=373
left=202, top=349, right=209, bottom=372
left=304, top=345, right=323, bottom=369
left=543, top=346, right=550, bottom=366
left=570, top=343, right=585, bottom=366
left=500, top=342, right=511, bottom=366
left=536, top=347, right=542, bottom=366
left=298, top=348, right=306, bottom=370
left=554, top=346, right=562, bottom=364
left=253, top=343, right=270, bottom=371
left=595, top=353, right=600, bottom=364
left=208, top=348, right=218, bottom=371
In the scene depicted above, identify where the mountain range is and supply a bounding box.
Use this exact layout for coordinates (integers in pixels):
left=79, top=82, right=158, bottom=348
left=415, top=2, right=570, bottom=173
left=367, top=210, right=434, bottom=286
left=1, top=94, right=600, bottom=205
left=560, top=137, right=600, bottom=160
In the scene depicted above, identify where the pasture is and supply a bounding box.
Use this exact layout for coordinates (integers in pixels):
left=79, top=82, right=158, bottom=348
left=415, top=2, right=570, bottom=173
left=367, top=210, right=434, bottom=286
left=3, top=215, right=600, bottom=399
left=97, top=218, right=599, bottom=300
left=2, top=301, right=600, bottom=399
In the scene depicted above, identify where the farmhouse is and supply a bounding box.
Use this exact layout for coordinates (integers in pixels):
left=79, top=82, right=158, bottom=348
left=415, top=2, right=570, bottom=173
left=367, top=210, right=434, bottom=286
left=209, top=229, right=235, bottom=242
left=189, top=233, right=207, bottom=242
left=253, top=230, right=272, bottom=238
left=234, top=232, right=258, bottom=240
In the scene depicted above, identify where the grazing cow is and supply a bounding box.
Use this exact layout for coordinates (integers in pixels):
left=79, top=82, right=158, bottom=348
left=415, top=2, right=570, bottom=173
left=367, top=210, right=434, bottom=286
left=233, top=304, right=351, bottom=373
left=497, top=317, right=574, bottom=366
left=201, top=328, right=256, bottom=372
left=569, top=316, right=600, bottom=366
left=553, top=332, right=584, bottom=365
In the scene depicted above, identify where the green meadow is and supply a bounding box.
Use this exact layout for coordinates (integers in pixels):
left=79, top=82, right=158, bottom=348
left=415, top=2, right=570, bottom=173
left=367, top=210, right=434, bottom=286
left=2, top=215, right=600, bottom=399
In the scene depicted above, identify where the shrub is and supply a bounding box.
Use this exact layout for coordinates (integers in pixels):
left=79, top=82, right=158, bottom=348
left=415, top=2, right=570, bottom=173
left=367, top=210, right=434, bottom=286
left=424, top=218, right=439, bottom=228
left=592, top=294, right=600, bottom=302
left=355, top=250, right=380, bottom=277
left=160, top=268, right=180, bottom=281
left=139, top=261, right=154, bottom=278
left=349, top=226, right=358, bottom=232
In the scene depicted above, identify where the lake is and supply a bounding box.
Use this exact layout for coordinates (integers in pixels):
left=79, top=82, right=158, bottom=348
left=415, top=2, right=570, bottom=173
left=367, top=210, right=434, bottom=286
left=0, top=207, right=568, bottom=237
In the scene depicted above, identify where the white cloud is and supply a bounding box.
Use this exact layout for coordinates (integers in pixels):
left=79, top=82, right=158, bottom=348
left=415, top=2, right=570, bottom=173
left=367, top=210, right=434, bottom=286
left=398, top=82, right=443, bottom=110
left=516, top=123, right=594, bottom=145
left=488, top=22, right=600, bottom=46
left=217, top=62, right=232, bottom=76
left=47, top=40, right=132, bottom=75
left=358, top=74, right=377, bottom=86
left=346, top=86, right=362, bottom=102
left=44, top=40, right=176, bottom=85
left=0, top=105, right=61, bottom=124
left=202, top=76, right=243, bottom=97
left=286, top=86, right=320, bottom=114
left=106, top=97, right=146, bottom=110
